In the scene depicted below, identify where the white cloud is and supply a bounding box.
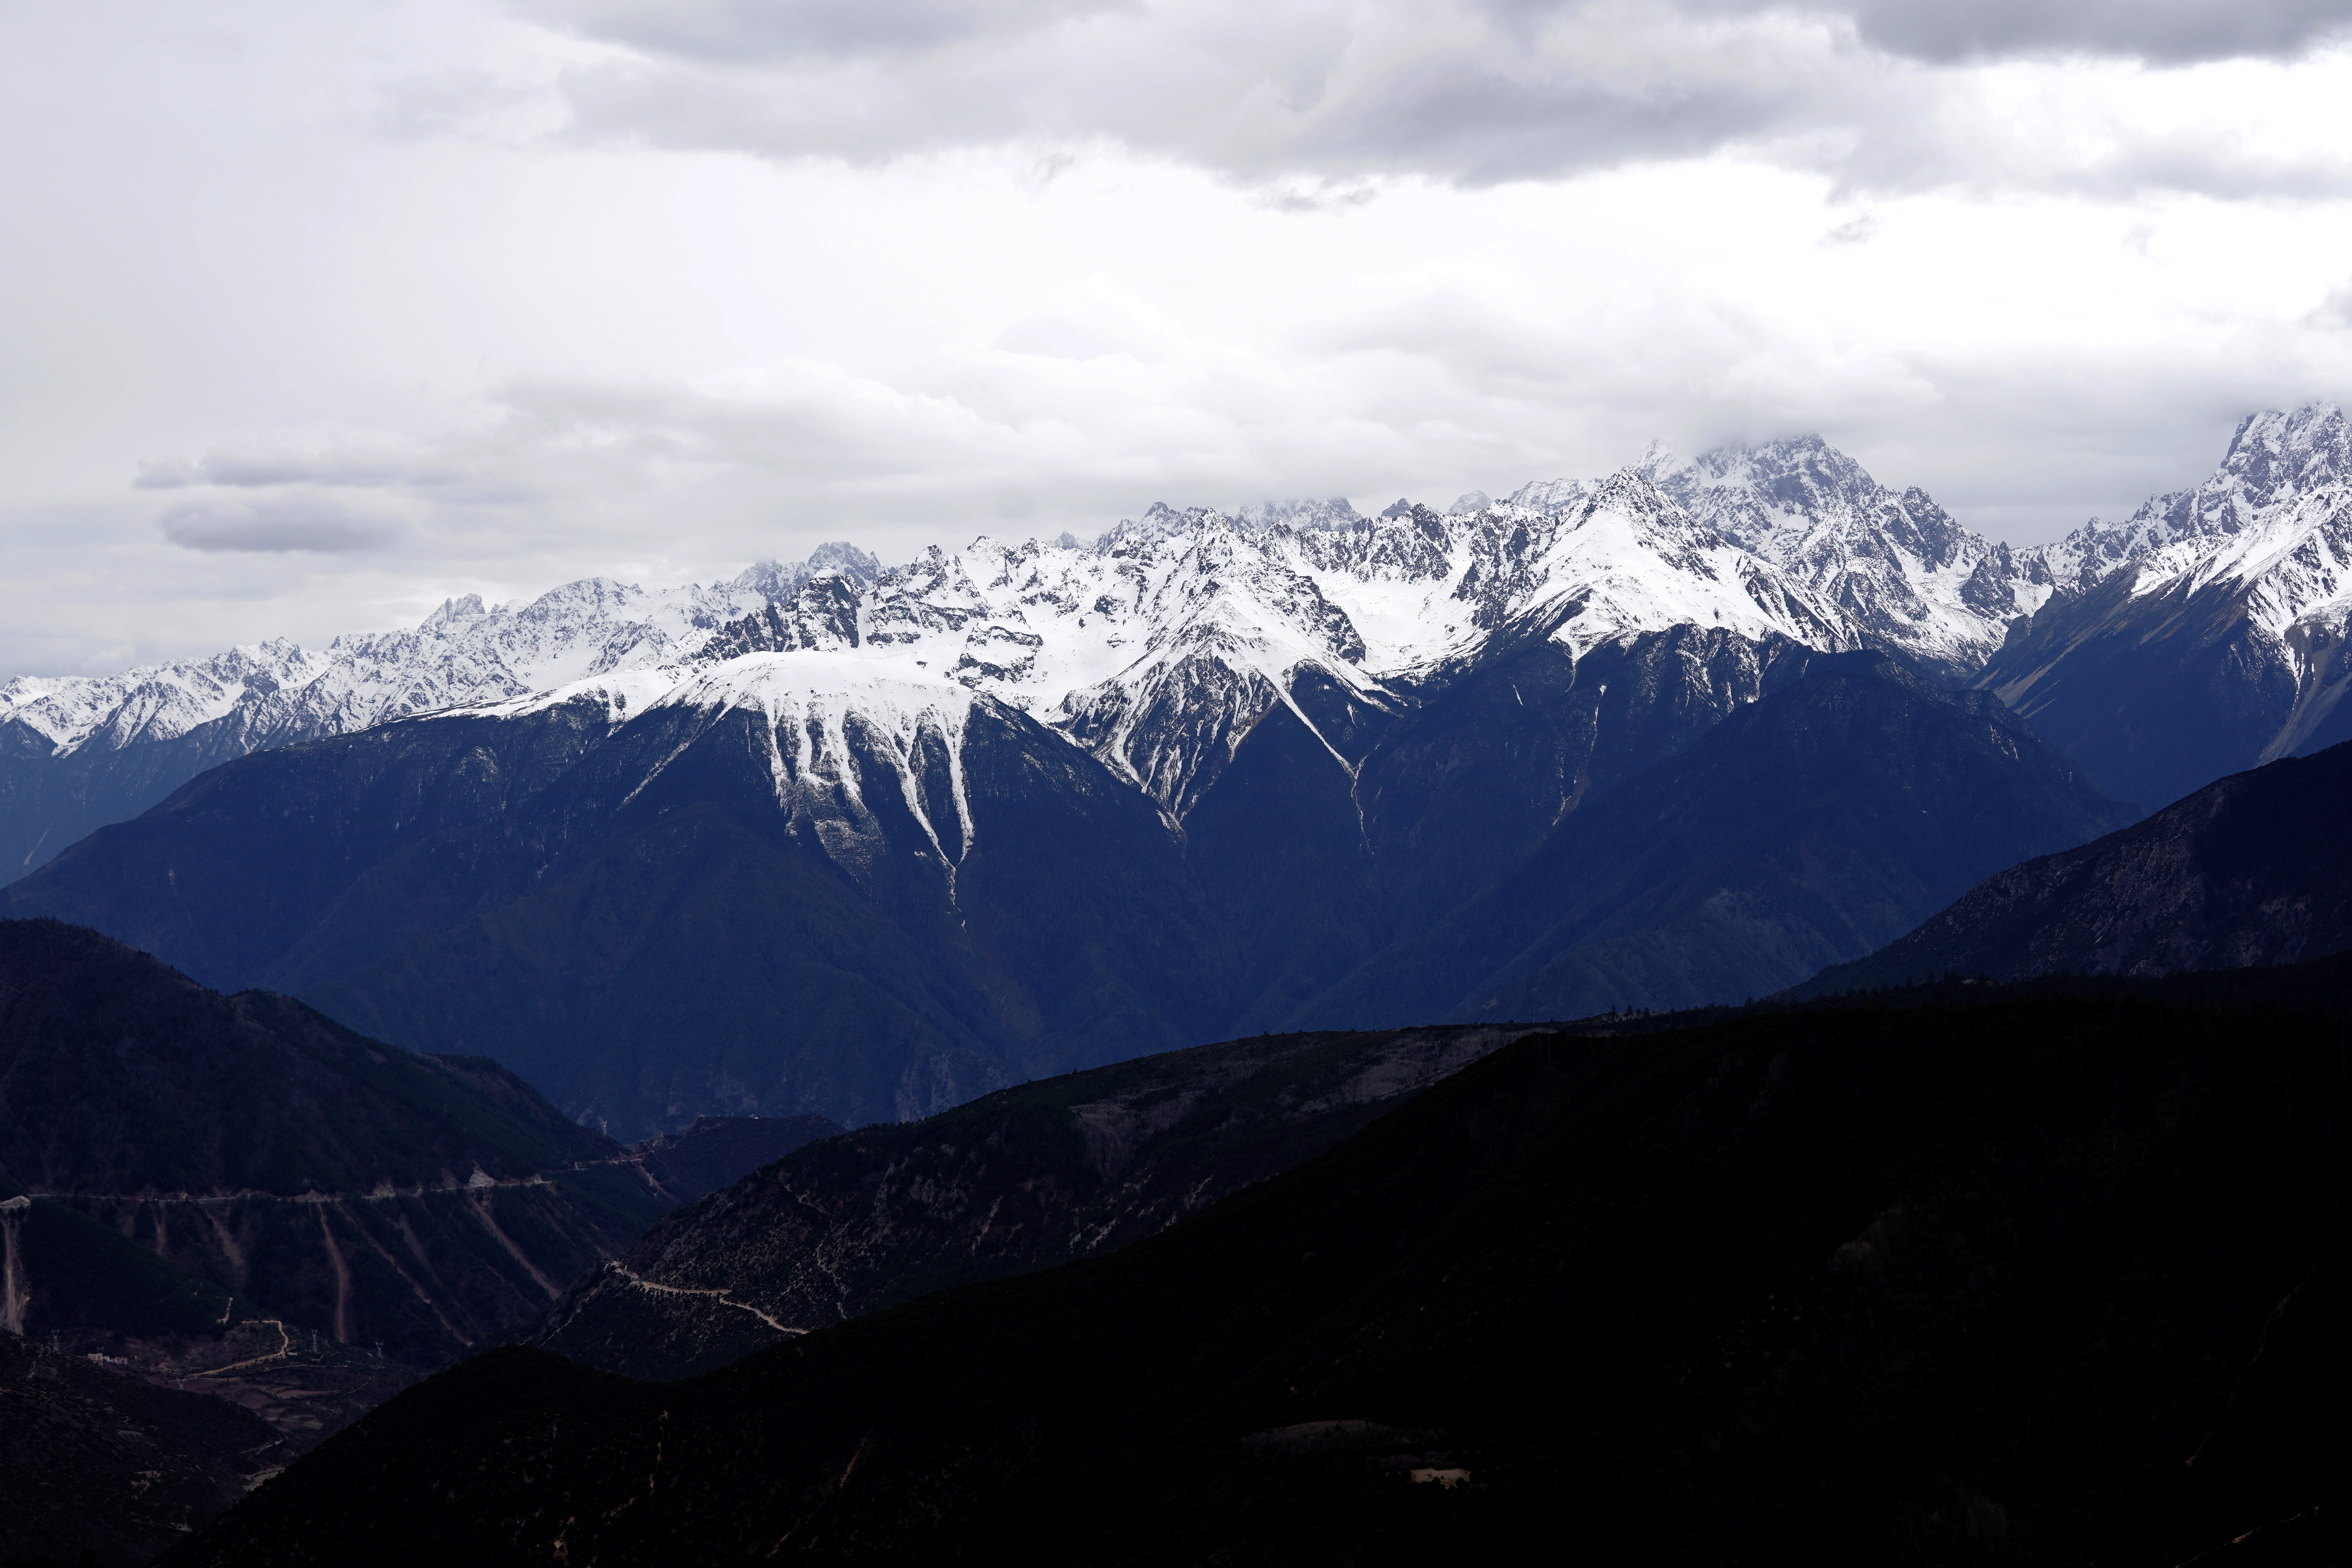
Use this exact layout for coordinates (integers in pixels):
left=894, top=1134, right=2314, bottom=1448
left=513, top=0, right=2352, bottom=197
left=4, top=0, right=2352, bottom=680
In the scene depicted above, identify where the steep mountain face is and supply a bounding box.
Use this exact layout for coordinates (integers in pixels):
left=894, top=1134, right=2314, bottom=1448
left=521, top=1024, right=1532, bottom=1381
left=0, top=685, right=646, bottom=991
left=1976, top=402, right=2352, bottom=807
left=1802, top=739, right=2352, bottom=991
left=0, top=920, right=668, bottom=1364
left=2, top=434, right=2187, bottom=1137
left=1297, top=652, right=2136, bottom=1027
left=0, top=634, right=1983, bottom=1140
left=167, top=981, right=2349, bottom=1567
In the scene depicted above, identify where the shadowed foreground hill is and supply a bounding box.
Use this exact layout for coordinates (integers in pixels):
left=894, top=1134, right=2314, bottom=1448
left=171, top=979, right=2347, bottom=1566
left=524, top=1024, right=1533, bottom=1380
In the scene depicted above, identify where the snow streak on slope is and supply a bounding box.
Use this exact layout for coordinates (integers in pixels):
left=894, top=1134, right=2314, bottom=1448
left=649, top=652, right=982, bottom=886
left=704, top=466, right=1868, bottom=817
left=2108, top=405, right=2352, bottom=760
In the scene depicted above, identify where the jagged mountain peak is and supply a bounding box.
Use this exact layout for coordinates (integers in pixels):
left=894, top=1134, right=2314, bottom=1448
left=1503, top=474, right=1592, bottom=513
left=423, top=593, right=490, bottom=626
left=1494, top=465, right=1857, bottom=659
left=1230, top=496, right=1365, bottom=533
left=2217, top=401, right=2350, bottom=510
left=1093, top=501, right=1216, bottom=554
left=806, top=541, right=882, bottom=583
left=2037, top=401, right=2352, bottom=590
left=1641, top=432, right=2051, bottom=679
left=1668, top=431, right=1882, bottom=514
left=727, top=541, right=881, bottom=602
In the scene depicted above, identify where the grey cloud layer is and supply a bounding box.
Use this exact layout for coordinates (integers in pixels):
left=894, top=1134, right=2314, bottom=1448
left=531, top=0, right=1128, bottom=60
left=542, top=0, right=2352, bottom=68
left=1774, top=0, right=2352, bottom=64
left=514, top=0, right=2352, bottom=192
left=158, top=495, right=404, bottom=554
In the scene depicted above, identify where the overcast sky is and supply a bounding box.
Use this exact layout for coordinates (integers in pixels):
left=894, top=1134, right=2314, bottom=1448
left=6, top=0, right=2352, bottom=679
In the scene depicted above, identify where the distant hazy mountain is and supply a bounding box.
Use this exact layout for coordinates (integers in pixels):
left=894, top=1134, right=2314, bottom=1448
left=1976, top=402, right=2352, bottom=807
left=1800, top=739, right=2352, bottom=992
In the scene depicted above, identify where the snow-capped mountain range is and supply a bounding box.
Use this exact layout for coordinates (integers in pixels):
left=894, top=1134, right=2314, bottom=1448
left=6, top=412, right=2345, bottom=883
left=1978, top=402, right=2352, bottom=808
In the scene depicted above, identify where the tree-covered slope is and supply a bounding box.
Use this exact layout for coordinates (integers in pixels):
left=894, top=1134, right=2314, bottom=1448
left=0, top=920, right=666, bottom=1364
left=167, top=975, right=2347, bottom=1566
left=1800, top=737, right=2352, bottom=993
left=520, top=1024, right=1533, bottom=1380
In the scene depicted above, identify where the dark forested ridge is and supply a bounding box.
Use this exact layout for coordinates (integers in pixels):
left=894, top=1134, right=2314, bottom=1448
left=0, top=1330, right=283, bottom=1568
left=630, top=1114, right=845, bottom=1207
left=0, top=919, right=664, bottom=1366
left=521, top=1023, right=1534, bottom=1380
left=166, top=967, right=2350, bottom=1566
left=1802, top=737, right=2352, bottom=995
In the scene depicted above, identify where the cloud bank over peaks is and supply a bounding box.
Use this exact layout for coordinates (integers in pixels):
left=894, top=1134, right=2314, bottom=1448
left=508, top=0, right=2352, bottom=196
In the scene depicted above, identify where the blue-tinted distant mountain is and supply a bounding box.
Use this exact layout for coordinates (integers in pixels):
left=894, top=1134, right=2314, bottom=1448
left=0, top=439, right=2183, bottom=1138
left=1294, top=651, right=2135, bottom=1027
